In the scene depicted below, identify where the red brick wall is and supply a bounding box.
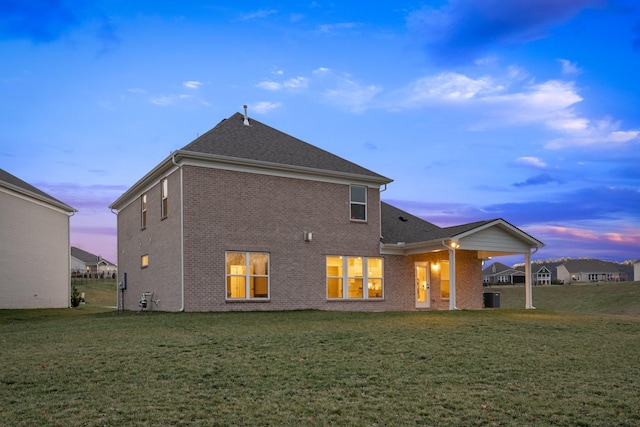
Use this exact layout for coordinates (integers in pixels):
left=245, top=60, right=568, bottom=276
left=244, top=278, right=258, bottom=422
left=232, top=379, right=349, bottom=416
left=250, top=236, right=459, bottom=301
left=117, top=169, right=182, bottom=311
left=181, top=166, right=384, bottom=311
left=116, top=164, right=486, bottom=311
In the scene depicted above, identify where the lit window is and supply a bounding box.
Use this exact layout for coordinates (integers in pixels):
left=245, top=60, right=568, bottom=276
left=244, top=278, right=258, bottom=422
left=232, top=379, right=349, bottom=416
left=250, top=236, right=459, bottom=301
left=350, top=185, right=367, bottom=221
left=327, top=256, right=383, bottom=299
left=161, top=178, right=168, bottom=219
left=141, top=254, right=149, bottom=268
left=226, top=252, right=269, bottom=300
left=440, top=260, right=450, bottom=299
left=141, top=194, right=147, bottom=229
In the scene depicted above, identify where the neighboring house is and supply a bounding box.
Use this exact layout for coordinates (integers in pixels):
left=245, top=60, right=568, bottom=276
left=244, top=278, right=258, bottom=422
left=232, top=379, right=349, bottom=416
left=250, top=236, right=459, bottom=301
left=0, top=168, right=76, bottom=308
left=635, top=262, right=640, bottom=282
left=513, top=264, right=553, bottom=285
left=70, top=247, right=117, bottom=279
left=556, top=259, right=625, bottom=284
left=109, top=111, right=544, bottom=312
left=482, top=262, right=525, bottom=285
left=532, top=265, right=552, bottom=285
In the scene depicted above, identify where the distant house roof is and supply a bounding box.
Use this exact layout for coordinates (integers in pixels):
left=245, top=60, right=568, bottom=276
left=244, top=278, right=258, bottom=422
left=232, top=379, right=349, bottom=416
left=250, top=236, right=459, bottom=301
left=71, top=247, right=116, bottom=266
left=110, top=112, right=392, bottom=210
left=482, top=262, right=516, bottom=276
left=559, top=259, right=621, bottom=273
left=0, top=168, right=75, bottom=212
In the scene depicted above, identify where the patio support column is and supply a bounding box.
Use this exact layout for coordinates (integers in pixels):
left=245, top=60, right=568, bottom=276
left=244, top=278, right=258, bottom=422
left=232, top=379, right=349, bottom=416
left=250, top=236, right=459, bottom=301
left=525, top=251, right=535, bottom=309
left=449, top=248, right=457, bottom=310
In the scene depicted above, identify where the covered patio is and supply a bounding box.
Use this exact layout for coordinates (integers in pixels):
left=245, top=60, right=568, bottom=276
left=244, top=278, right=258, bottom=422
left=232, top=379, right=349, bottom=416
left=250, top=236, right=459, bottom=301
left=381, top=202, right=544, bottom=310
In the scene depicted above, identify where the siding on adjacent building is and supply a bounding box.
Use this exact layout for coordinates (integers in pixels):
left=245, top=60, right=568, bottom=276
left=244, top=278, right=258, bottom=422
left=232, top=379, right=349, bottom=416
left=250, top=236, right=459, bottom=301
left=0, top=190, right=71, bottom=308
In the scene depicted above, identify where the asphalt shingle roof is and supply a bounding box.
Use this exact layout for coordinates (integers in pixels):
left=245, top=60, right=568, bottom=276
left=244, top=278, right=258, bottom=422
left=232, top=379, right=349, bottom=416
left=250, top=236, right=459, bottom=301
left=380, top=202, right=446, bottom=244
left=0, top=168, right=75, bottom=211
left=71, top=247, right=115, bottom=265
left=181, top=112, right=391, bottom=181
left=560, top=259, right=621, bottom=273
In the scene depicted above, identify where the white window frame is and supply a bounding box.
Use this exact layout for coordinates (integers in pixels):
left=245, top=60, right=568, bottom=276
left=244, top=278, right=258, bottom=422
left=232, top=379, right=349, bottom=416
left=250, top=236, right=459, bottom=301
left=161, top=178, right=168, bottom=219
left=349, top=185, right=367, bottom=221
left=326, top=256, right=383, bottom=300
left=141, top=194, right=147, bottom=229
left=225, top=251, right=270, bottom=300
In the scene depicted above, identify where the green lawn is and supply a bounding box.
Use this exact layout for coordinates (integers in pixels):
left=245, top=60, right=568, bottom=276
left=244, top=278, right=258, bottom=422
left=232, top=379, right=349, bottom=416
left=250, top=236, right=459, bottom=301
left=1, top=283, right=639, bottom=426
left=486, top=281, right=640, bottom=316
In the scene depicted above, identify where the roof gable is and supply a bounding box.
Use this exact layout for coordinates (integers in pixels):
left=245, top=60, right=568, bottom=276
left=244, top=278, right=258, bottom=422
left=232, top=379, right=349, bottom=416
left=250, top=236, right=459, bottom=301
left=380, top=202, right=544, bottom=255
left=182, top=112, right=390, bottom=181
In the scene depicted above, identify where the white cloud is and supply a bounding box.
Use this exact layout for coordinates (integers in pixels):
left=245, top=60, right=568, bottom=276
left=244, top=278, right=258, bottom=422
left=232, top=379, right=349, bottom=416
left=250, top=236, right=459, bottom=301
left=398, top=72, right=504, bottom=107
left=239, top=9, right=277, bottom=21
left=256, top=76, right=308, bottom=91
left=150, top=94, right=209, bottom=107
left=558, top=59, right=582, bottom=75
left=394, top=69, right=639, bottom=150
left=183, top=80, right=202, bottom=89
left=515, top=156, right=547, bottom=169
left=256, top=80, right=282, bottom=91
left=252, top=101, right=281, bottom=114
left=545, top=117, right=640, bottom=149
left=323, top=81, right=381, bottom=113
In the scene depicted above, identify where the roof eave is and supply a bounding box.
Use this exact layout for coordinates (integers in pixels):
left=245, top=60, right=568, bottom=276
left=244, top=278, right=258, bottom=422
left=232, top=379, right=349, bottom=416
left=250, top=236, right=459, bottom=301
left=110, top=150, right=393, bottom=211
left=0, top=181, right=76, bottom=213
left=174, top=150, right=393, bottom=185
left=451, top=218, right=545, bottom=248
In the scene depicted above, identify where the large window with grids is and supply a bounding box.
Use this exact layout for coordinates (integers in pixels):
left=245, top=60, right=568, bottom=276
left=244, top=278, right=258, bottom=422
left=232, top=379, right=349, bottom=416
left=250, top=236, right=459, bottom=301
left=226, top=252, right=270, bottom=300
left=326, top=256, right=383, bottom=299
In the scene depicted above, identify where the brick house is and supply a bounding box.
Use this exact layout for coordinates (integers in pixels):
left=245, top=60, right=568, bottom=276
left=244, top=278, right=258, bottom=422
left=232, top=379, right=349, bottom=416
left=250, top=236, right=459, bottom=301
left=0, top=168, right=76, bottom=308
left=109, top=111, right=543, bottom=311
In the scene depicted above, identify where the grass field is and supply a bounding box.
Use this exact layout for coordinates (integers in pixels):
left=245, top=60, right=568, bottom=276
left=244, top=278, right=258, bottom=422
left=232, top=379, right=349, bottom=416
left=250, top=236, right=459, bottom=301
left=1, top=282, right=639, bottom=426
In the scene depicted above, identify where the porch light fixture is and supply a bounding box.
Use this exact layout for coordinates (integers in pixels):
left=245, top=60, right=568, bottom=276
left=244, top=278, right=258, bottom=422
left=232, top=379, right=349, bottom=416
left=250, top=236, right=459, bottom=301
left=449, top=241, right=459, bottom=249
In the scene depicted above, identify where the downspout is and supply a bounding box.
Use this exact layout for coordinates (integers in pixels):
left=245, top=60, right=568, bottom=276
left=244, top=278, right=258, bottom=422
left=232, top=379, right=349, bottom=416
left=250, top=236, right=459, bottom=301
left=379, top=184, right=387, bottom=240
left=67, top=211, right=74, bottom=308
left=109, top=208, right=122, bottom=311
left=441, top=240, right=458, bottom=310
left=172, top=154, right=185, bottom=312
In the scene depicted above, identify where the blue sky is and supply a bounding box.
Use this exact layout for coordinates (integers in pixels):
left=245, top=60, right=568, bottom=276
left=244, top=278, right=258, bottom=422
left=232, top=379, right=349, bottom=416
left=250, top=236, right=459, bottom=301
left=1, top=0, right=639, bottom=265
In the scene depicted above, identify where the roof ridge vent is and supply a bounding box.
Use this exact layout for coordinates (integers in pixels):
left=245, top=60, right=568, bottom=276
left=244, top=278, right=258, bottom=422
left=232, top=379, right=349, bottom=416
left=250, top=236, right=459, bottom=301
left=243, top=104, right=250, bottom=126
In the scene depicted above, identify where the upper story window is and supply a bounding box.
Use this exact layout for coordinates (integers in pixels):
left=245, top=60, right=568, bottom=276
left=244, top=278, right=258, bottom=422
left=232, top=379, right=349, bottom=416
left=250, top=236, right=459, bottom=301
left=141, top=194, right=147, bottom=229
left=161, top=178, right=168, bottom=219
left=141, top=254, right=149, bottom=268
left=226, top=252, right=270, bottom=300
left=350, top=185, right=367, bottom=221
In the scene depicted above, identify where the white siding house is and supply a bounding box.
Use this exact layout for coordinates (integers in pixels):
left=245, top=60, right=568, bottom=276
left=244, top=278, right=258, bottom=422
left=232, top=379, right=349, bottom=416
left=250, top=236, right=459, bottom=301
left=0, top=169, right=76, bottom=308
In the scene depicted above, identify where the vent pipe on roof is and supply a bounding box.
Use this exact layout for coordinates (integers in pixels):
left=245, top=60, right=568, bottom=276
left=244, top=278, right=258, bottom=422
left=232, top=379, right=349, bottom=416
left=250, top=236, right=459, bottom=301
left=243, top=105, right=250, bottom=126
